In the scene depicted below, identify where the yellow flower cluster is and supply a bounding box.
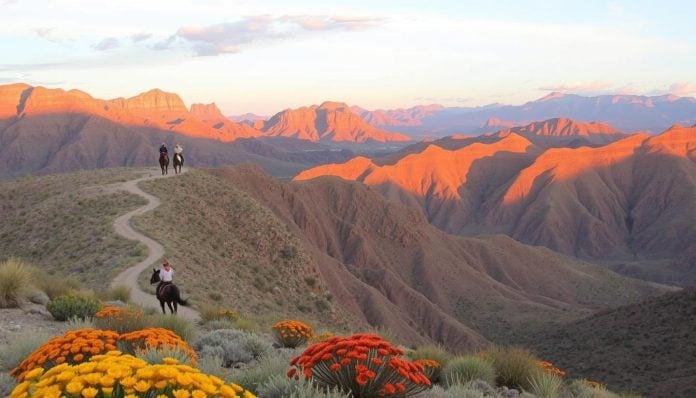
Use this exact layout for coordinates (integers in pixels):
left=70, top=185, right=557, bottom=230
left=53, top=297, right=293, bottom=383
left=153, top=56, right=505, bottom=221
left=10, top=351, right=256, bottom=398
left=272, top=320, right=314, bottom=348
left=120, top=328, right=198, bottom=364
left=11, top=328, right=118, bottom=381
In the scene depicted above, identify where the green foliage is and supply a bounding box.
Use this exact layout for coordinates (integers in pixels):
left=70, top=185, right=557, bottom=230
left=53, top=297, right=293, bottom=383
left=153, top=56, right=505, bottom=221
left=0, top=258, right=33, bottom=308
left=104, top=284, right=132, bottom=302
left=442, top=355, right=496, bottom=387
left=196, top=353, right=229, bottom=380
left=0, top=372, right=16, bottom=397
left=146, top=314, right=196, bottom=342
left=481, top=346, right=542, bottom=390
left=135, top=345, right=197, bottom=366
left=35, top=276, right=81, bottom=300
left=528, top=372, right=564, bottom=398
left=232, top=316, right=259, bottom=332
left=0, top=332, right=53, bottom=370
left=408, top=344, right=454, bottom=367
left=46, top=293, right=102, bottom=321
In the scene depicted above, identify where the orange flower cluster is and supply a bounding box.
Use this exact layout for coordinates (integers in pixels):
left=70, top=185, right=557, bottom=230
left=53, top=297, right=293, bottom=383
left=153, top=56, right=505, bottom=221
left=538, top=360, right=567, bottom=377
left=10, top=328, right=118, bottom=381
left=288, top=333, right=431, bottom=397
left=119, top=328, right=198, bottom=364
left=217, top=308, right=239, bottom=321
left=414, top=359, right=442, bottom=381
left=272, top=320, right=314, bottom=348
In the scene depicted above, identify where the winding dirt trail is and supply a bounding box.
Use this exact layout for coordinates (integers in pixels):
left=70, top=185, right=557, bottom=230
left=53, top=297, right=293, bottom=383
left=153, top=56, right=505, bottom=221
left=110, top=168, right=199, bottom=322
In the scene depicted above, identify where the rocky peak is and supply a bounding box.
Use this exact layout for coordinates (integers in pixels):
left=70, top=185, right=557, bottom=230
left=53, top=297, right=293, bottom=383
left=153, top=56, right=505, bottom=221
left=190, top=102, right=225, bottom=121
left=122, top=88, right=188, bottom=113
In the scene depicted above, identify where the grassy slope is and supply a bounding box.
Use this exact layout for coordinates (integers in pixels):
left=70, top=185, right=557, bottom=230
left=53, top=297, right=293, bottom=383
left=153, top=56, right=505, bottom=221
left=0, top=168, right=149, bottom=287
left=132, top=170, right=355, bottom=331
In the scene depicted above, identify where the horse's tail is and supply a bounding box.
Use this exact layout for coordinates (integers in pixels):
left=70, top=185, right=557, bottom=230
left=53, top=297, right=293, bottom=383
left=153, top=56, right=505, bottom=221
left=173, top=285, right=188, bottom=306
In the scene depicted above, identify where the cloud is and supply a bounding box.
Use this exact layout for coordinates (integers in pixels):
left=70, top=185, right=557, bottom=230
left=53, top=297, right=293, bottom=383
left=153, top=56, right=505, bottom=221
left=1, top=0, right=16, bottom=5
left=130, top=32, right=152, bottom=43
left=33, top=27, right=63, bottom=43
left=538, top=81, right=613, bottom=93
left=176, top=14, right=383, bottom=56
left=150, top=35, right=181, bottom=51
left=646, top=82, right=696, bottom=97
left=92, top=37, right=120, bottom=51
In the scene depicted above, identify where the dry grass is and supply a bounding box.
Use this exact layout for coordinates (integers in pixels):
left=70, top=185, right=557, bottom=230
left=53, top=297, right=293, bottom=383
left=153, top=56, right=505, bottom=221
left=0, top=168, right=149, bottom=288
left=133, top=170, right=344, bottom=332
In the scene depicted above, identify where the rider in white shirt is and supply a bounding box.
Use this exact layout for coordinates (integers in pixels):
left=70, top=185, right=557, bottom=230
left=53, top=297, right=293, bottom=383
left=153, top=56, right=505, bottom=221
left=157, top=261, right=174, bottom=297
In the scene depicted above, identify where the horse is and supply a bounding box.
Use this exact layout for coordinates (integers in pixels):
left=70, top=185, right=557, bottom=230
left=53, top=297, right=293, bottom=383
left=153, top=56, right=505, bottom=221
left=159, top=153, right=169, bottom=175
left=173, top=153, right=184, bottom=175
left=149, top=269, right=187, bottom=314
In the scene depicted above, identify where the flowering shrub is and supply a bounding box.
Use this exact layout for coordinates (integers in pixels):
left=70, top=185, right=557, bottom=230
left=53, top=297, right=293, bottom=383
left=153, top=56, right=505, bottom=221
left=10, top=351, right=256, bottom=398
left=538, top=360, right=567, bottom=377
left=10, top=328, right=118, bottom=381
left=119, top=328, right=198, bottom=364
left=272, top=320, right=314, bottom=348
left=94, top=305, right=147, bottom=333
left=414, top=359, right=442, bottom=383
left=288, top=333, right=431, bottom=397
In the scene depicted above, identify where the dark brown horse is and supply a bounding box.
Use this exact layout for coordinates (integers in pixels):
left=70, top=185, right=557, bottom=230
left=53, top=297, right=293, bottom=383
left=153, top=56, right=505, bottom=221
left=173, top=153, right=184, bottom=175
left=150, top=269, right=187, bottom=314
left=159, top=153, right=169, bottom=175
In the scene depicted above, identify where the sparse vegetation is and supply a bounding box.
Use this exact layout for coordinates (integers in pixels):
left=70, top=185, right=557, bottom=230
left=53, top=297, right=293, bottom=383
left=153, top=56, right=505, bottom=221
left=0, top=258, right=33, bottom=308
left=46, top=293, right=103, bottom=321
left=103, top=284, right=132, bottom=302
left=0, top=332, right=52, bottom=371
left=442, top=355, right=496, bottom=387
left=481, top=346, right=543, bottom=390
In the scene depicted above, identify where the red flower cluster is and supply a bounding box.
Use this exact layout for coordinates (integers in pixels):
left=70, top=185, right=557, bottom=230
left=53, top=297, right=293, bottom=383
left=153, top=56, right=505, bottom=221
left=288, top=333, right=431, bottom=397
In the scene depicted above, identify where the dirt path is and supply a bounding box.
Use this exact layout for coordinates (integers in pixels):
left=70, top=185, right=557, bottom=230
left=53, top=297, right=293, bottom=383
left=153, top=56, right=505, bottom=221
left=110, top=168, right=199, bottom=322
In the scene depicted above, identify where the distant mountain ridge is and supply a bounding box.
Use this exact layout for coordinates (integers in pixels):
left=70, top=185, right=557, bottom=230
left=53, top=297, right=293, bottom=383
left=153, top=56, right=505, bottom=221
left=296, top=125, right=696, bottom=284
left=491, top=117, right=626, bottom=147
left=262, top=101, right=411, bottom=143
left=357, top=92, right=696, bottom=136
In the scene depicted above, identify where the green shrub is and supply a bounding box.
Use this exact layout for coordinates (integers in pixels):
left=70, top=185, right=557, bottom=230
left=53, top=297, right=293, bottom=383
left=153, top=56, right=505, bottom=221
left=442, top=355, right=496, bottom=387
left=35, top=275, right=81, bottom=300
left=481, top=346, right=542, bottom=390
left=196, top=353, right=229, bottom=380
left=233, top=316, right=259, bottom=332
left=46, top=293, right=102, bottom=321
left=146, top=314, right=196, bottom=342
left=231, top=349, right=300, bottom=393
left=0, top=372, right=16, bottom=397
left=0, top=258, right=33, bottom=308
left=135, top=345, right=197, bottom=366
left=0, top=332, right=53, bottom=370
left=104, top=284, right=132, bottom=302
left=528, top=372, right=564, bottom=398
left=64, top=315, right=96, bottom=330
left=408, top=344, right=454, bottom=367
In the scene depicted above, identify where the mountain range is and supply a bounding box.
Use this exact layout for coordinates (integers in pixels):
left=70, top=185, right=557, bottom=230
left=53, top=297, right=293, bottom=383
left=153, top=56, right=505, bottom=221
left=355, top=92, right=696, bottom=136
left=296, top=125, right=696, bottom=285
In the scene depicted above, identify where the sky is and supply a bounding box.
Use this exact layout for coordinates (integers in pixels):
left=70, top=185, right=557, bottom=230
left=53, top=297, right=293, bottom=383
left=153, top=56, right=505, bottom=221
left=1, top=0, right=695, bottom=115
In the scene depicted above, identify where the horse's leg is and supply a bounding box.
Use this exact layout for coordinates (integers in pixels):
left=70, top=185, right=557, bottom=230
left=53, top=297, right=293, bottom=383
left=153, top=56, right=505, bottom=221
left=167, top=301, right=175, bottom=314
left=160, top=300, right=166, bottom=314
left=173, top=300, right=178, bottom=314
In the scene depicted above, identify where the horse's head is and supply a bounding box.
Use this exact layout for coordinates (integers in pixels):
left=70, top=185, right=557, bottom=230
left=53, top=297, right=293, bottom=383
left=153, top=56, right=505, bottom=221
left=150, top=268, right=161, bottom=284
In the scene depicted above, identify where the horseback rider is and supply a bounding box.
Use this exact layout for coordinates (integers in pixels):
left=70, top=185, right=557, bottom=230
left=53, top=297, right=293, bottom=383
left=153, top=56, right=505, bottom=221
left=159, top=143, right=168, bottom=156
left=157, top=261, right=174, bottom=298
left=174, top=143, right=183, bottom=162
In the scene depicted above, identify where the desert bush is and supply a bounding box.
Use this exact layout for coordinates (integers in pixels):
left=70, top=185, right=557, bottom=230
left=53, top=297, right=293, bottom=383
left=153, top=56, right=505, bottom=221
left=194, top=329, right=270, bottom=367
left=11, top=352, right=256, bottom=397
left=568, top=379, right=615, bottom=398
left=528, top=371, right=564, bottom=398
left=0, top=258, right=32, bottom=308
left=34, top=275, right=81, bottom=300
left=200, top=303, right=240, bottom=323
left=442, top=355, right=495, bottom=387
left=407, top=344, right=453, bottom=367
left=118, top=327, right=198, bottom=364
left=0, top=372, right=16, bottom=397
left=46, top=293, right=102, bottom=321
left=0, top=332, right=53, bottom=371
left=196, top=353, right=230, bottom=380
left=415, top=358, right=443, bottom=383
left=272, top=319, right=314, bottom=348
left=258, top=375, right=352, bottom=398
left=146, top=313, right=196, bottom=342
left=64, top=315, right=95, bottom=330
left=204, top=318, right=238, bottom=331
left=10, top=328, right=118, bottom=381
left=104, top=284, right=132, bottom=302
left=94, top=304, right=147, bottom=333
left=233, top=352, right=297, bottom=393
left=481, top=346, right=543, bottom=390
left=135, top=344, right=197, bottom=366
left=233, top=316, right=259, bottom=332
left=289, top=333, right=432, bottom=397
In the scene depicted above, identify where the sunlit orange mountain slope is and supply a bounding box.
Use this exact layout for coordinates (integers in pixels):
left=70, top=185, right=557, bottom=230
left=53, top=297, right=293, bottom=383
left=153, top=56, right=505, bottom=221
left=262, top=101, right=411, bottom=143
left=296, top=126, right=696, bottom=284
left=212, top=165, right=666, bottom=348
